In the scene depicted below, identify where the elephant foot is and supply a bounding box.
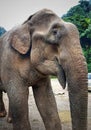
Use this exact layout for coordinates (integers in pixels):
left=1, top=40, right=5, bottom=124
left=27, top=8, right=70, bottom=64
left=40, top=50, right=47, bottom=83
left=0, top=110, right=7, bottom=117
left=7, top=117, right=12, bottom=123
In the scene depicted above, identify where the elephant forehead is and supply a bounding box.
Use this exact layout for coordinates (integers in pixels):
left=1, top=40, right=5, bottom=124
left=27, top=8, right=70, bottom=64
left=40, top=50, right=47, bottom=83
left=30, top=10, right=60, bottom=27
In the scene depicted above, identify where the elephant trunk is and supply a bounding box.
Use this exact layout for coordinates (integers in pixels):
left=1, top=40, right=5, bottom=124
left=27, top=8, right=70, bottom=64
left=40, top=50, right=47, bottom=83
left=59, top=48, right=88, bottom=130
left=56, top=23, right=88, bottom=130
left=66, top=56, right=88, bottom=130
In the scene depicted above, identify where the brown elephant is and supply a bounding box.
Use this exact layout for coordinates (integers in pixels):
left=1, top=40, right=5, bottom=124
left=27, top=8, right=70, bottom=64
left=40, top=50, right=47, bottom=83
left=0, top=9, right=88, bottom=130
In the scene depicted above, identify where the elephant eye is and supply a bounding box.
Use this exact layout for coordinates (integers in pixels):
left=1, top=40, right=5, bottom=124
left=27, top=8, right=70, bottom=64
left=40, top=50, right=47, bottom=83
left=52, top=29, right=58, bottom=35
left=51, top=23, right=62, bottom=36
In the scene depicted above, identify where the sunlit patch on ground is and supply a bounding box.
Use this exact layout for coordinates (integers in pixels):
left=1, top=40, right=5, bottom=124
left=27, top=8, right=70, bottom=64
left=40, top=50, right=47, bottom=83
left=59, top=111, right=71, bottom=123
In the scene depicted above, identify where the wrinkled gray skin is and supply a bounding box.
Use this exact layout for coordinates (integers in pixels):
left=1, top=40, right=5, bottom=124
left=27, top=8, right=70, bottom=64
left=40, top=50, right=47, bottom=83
left=0, top=9, right=88, bottom=130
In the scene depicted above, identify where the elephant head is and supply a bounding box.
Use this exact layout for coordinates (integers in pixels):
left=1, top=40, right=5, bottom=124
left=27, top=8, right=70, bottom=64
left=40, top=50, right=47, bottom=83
left=10, top=9, right=88, bottom=130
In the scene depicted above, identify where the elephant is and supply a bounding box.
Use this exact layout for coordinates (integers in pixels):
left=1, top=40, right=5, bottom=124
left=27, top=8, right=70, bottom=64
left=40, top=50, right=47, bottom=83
left=0, top=9, right=88, bottom=130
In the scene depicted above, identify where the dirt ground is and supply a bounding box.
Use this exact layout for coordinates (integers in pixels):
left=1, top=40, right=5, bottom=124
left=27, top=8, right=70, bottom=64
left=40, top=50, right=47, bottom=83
left=0, top=79, right=91, bottom=130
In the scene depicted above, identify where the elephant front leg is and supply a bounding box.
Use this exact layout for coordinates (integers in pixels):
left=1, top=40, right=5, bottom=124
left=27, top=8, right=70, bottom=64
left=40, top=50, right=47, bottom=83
left=0, top=90, right=7, bottom=117
left=32, top=77, right=62, bottom=130
left=7, top=82, right=31, bottom=130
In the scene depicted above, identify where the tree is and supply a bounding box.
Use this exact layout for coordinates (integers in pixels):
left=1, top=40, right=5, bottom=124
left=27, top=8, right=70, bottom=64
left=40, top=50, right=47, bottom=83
left=0, top=27, right=6, bottom=37
left=89, top=0, right=91, bottom=5
left=83, top=47, right=91, bottom=72
left=62, top=0, right=91, bottom=72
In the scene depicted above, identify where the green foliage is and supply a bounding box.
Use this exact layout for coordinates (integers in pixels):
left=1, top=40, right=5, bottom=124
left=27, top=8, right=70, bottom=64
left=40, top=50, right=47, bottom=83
left=83, top=47, right=91, bottom=72
left=62, top=0, right=91, bottom=38
left=79, top=0, right=90, bottom=13
left=62, top=0, right=91, bottom=72
left=81, top=24, right=91, bottom=38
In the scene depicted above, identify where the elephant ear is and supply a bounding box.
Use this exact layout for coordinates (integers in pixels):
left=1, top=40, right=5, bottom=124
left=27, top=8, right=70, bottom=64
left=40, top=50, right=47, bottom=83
left=11, top=24, right=31, bottom=54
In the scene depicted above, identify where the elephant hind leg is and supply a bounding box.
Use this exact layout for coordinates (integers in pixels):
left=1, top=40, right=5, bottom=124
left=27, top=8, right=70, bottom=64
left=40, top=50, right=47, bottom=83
left=0, top=90, right=7, bottom=117
left=0, top=90, right=12, bottom=122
